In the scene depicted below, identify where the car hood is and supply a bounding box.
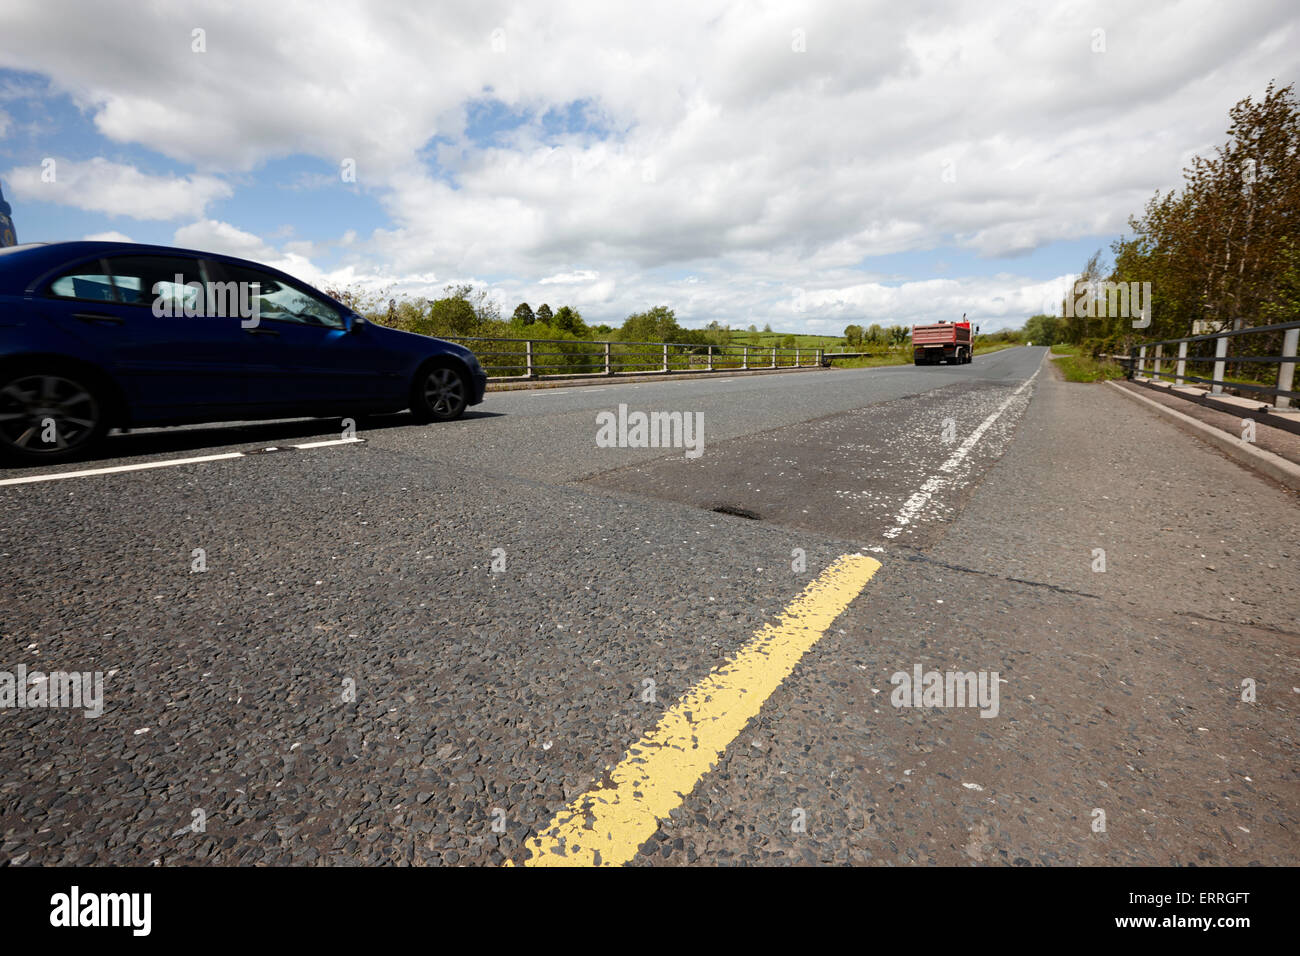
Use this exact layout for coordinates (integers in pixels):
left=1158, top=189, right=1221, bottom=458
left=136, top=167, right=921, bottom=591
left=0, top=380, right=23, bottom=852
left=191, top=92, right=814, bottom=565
left=368, top=322, right=478, bottom=362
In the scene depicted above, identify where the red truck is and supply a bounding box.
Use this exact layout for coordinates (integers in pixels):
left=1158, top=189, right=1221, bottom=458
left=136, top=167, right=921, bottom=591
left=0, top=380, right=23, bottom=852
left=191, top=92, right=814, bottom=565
left=912, top=319, right=977, bottom=365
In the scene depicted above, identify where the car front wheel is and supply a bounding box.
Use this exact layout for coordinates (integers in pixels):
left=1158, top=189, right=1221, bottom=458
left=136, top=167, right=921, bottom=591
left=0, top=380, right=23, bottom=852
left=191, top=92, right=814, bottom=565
left=410, top=364, right=468, bottom=422
left=0, top=368, right=109, bottom=465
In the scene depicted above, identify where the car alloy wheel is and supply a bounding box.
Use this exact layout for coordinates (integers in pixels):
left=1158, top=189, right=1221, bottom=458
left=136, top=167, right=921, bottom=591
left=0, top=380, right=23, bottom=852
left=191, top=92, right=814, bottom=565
left=417, top=366, right=467, bottom=421
left=0, top=372, right=105, bottom=462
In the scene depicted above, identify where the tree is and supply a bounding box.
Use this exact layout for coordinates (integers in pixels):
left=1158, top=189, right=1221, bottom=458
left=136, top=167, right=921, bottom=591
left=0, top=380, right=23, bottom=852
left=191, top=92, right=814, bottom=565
left=763, top=323, right=772, bottom=333
left=843, top=324, right=864, bottom=347
left=512, top=302, right=535, bottom=327
left=620, top=305, right=682, bottom=342
left=702, top=321, right=730, bottom=348
left=1108, top=81, right=1300, bottom=340
left=889, top=325, right=909, bottom=347
left=1262, top=237, right=1300, bottom=323
left=535, top=303, right=553, bottom=325
left=422, top=295, right=477, bottom=336
left=1022, top=314, right=1060, bottom=347
left=552, top=305, right=588, bottom=335
left=1175, top=82, right=1298, bottom=331
left=1060, top=249, right=1105, bottom=344
left=437, top=283, right=500, bottom=325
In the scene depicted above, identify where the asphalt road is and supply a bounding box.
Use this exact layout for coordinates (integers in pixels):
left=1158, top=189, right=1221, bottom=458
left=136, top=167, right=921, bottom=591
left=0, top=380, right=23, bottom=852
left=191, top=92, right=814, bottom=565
left=1, top=345, right=1296, bottom=866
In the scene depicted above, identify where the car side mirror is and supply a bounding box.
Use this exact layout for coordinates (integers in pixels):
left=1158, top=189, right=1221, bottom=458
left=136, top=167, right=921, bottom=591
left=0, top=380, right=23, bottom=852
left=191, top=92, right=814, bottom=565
left=975, top=325, right=980, bottom=333
left=348, top=313, right=366, bottom=333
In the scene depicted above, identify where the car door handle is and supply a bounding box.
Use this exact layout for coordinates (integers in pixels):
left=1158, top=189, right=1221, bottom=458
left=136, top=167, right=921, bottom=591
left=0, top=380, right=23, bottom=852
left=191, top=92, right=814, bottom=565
left=72, top=312, right=124, bottom=325
left=244, top=328, right=280, bottom=336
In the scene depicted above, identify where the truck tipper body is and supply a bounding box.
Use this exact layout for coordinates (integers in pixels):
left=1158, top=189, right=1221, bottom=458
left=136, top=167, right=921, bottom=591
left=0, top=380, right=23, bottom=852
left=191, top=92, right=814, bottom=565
left=912, top=320, right=973, bottom=365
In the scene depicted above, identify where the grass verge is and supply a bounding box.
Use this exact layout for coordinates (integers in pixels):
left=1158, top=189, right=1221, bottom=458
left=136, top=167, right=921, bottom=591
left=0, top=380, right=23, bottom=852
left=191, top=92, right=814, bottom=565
left=1052, top=351, right=1125, bottom=382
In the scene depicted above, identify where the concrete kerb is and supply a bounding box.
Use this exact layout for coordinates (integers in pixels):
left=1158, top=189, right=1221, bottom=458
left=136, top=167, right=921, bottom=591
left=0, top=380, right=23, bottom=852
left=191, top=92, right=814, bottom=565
left=1106, top=380, right=1300, bottom=493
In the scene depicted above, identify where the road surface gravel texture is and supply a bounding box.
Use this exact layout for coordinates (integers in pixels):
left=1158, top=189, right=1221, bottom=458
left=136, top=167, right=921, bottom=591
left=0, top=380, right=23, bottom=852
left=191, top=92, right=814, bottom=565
left=0, top=346, right=1295, bottom=866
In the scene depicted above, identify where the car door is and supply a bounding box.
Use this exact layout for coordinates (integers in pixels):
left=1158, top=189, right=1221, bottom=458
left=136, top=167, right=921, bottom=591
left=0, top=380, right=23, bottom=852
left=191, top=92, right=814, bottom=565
left=36, top=253, right=249, bottom=421
left=212, top=262, right=393, bottom=410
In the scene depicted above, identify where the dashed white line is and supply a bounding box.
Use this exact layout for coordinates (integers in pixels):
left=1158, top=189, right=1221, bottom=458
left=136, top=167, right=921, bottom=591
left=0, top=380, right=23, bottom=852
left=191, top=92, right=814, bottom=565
left=0, top=438, right=365, bottom=487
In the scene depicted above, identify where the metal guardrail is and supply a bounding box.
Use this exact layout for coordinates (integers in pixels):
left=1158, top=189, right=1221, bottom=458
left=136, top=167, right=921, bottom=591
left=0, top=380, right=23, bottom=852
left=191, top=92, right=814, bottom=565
left=438, top=336, right=824, bottom=381
left=1112, top=319, right=1300, bottom=409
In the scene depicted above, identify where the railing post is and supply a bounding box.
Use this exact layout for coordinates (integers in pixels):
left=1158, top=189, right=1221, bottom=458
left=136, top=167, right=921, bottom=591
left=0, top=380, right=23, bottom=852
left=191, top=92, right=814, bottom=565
left=526, top=339, right=534, bottom=379
left=771, top=346, right=776, bottom=368
left=743, top=346, right=748, bottom=370
left=707, top=345, right=714, bottom=370
left=1138, top=345, right=1147, bottom=377
left=1211, top=334, right=1228, bottom=395
left=1127, top=346, right=1136, bottom=380
left=1278, top=326, right=1299, bottom=409
left=1153, top=343, right=1163, bottom=380
left=1175, top=341, right=1187, bottom=386
left=604, top=341, right=612, bottom=376
left=662, top=343, right=669, bottom=372
left=795, top=347, right=800, bottom=367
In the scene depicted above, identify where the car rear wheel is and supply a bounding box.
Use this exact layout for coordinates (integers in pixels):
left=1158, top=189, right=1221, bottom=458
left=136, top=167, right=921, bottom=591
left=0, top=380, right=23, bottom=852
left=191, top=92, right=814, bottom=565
left=410, top=364, right=468, bottom=422
left=0, top=369, right=109, bottom=464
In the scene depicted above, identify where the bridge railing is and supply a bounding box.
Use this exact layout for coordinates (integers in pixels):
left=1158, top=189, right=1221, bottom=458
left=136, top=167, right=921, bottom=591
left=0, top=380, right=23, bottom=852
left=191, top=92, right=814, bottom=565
left=1110, top=319, right=1300, bottom=409
left=437, top=336, right=824, bottom=381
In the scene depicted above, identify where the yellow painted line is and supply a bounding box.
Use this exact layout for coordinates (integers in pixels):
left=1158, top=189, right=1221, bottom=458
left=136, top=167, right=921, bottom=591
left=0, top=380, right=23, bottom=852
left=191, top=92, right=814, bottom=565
left=517, top=552, right=881, bottom=867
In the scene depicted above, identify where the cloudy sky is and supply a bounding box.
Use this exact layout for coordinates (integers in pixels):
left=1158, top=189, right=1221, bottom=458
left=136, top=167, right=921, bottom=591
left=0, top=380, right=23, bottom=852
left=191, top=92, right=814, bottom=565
left=0, top=0, right=1296, bottom=333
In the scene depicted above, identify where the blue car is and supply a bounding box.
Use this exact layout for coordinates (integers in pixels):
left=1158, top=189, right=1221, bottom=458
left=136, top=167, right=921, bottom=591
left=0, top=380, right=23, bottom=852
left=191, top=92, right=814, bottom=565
left=0, top=241, right=487, bottom=463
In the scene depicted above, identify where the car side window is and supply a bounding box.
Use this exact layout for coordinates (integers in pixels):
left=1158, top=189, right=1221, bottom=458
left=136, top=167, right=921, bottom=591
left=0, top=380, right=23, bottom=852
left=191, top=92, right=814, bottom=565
left=102, top=255, right=206, bottom=311
left=47, top=264, right=116, bottom=302
left=219, top=264, right=344, bottom=330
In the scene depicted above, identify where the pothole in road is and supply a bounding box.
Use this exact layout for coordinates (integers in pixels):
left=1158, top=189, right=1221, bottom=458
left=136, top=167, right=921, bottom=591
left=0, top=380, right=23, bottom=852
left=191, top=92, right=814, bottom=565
left=711, top=504, right=763, bottom=520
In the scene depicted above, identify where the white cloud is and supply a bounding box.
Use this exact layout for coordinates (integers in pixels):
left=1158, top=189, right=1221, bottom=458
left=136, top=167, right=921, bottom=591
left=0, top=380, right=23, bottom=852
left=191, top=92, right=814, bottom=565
left=172, top=219, right=326, bottom=287
left=539, top=270, right=600, bottom=284
left=173, top=219, right=272, bottom=259
left=81, top=230, right=133, bottom=242
left=1, top=0, right=1295, bottom=330
left=4, top=157, right=230, bottom=220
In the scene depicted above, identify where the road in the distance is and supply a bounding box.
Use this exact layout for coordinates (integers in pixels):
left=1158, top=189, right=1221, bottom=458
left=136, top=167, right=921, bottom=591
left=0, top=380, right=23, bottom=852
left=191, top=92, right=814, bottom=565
left=1, top=346, right=1295, bottom=866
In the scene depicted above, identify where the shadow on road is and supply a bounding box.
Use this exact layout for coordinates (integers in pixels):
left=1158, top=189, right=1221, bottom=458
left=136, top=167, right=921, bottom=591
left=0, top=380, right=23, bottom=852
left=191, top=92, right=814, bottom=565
left=2, top=410, right=503, bottom=470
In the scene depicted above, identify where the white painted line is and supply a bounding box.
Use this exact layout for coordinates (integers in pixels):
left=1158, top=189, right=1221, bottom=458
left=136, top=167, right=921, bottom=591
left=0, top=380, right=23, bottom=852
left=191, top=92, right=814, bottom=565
left=1, top=437, right=365, bottom=487
left=0, top=452, right=246, bottom=487
left=882, top=368, right=1039, bottom=538
left=290, top=438, right=366, bottom=450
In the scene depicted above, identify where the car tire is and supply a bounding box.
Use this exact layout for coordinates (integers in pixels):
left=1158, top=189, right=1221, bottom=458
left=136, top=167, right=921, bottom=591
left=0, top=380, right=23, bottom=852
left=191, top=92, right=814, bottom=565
left=0, top=366, right=110, bottom=465
left=410, top=362, right=469, bottom=422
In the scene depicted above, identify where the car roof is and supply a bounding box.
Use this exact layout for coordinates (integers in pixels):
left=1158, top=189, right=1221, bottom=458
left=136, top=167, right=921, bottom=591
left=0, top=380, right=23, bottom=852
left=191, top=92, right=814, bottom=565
left=0, top=240, right=323, bottom=297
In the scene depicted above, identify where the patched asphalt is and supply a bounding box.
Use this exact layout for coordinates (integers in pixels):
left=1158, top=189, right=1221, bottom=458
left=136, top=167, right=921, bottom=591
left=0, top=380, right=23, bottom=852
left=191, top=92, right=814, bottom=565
left=1, top=346, right=1296, bottom=866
